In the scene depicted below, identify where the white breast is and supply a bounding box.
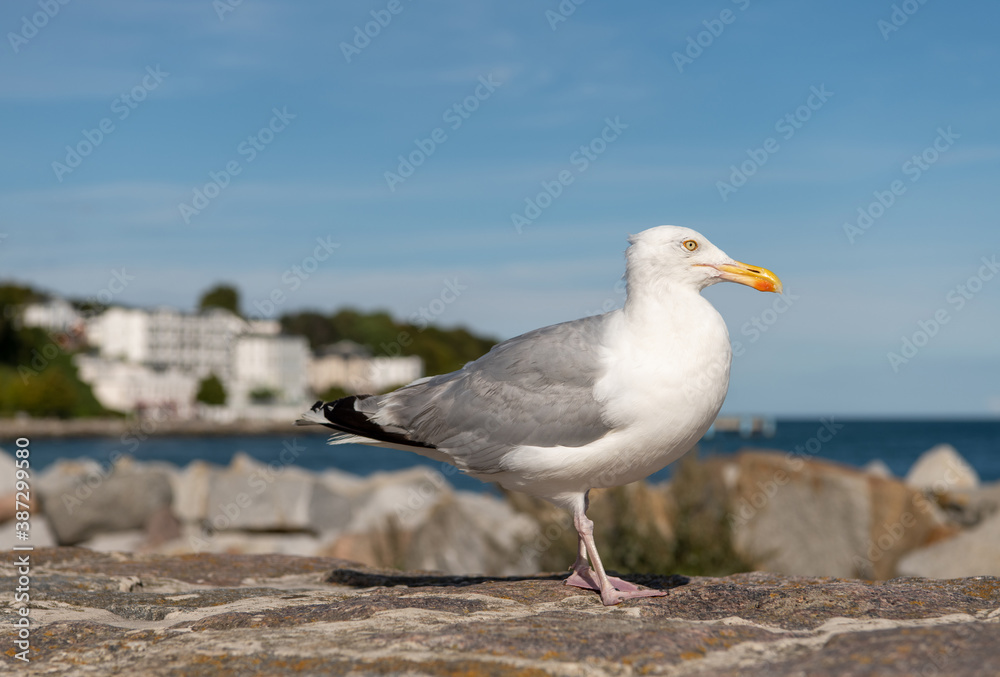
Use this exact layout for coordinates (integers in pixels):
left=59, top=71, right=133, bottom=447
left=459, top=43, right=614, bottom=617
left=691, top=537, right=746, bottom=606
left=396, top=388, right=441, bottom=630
left=493, top=297, right=733, bottom=498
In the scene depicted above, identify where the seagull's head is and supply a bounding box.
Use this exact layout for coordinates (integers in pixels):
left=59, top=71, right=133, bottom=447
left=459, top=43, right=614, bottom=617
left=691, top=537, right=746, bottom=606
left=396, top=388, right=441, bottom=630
left=627, top=225, right=782, bottom=294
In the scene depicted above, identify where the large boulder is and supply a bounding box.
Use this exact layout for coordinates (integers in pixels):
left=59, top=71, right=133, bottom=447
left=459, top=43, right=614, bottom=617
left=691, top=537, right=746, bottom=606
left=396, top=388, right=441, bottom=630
left=0, top=447, right=58, bottom=547
left=726, top=451, right=952, bottom=579
left=898, top=508, right=1000, bottom=578
left=36, top=456, right=174, bottom=545
left=320, top=466, right=540, bottom=576
left=341, top=466, right=453, bottom=533
left=406, top=491, right=540, bottom=575
left=0, top=447, right=26, bottom=523
left=202, top=452, right=350, bottom=534
left=168, top=459, right=216, bottom=523
left=905, top=444, right=980, bottom=492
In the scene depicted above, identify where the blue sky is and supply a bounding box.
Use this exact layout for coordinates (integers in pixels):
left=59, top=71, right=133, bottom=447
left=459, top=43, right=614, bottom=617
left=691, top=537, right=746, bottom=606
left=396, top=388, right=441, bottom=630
left=1, top=0, right=998, bottom=417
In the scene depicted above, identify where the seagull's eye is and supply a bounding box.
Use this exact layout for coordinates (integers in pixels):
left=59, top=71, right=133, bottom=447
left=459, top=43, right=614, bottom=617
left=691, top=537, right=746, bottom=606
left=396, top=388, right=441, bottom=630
left=682, top=239, right=698, bottom=252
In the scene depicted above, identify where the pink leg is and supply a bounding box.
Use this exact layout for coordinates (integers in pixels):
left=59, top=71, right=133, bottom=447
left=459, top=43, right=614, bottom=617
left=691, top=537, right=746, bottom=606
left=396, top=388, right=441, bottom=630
left=562, top=492, right=667, bottom=605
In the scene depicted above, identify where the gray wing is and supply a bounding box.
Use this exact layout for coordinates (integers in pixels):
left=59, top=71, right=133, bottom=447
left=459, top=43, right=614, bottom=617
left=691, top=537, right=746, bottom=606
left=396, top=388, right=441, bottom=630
left=369, top=313, right=615, bottom=473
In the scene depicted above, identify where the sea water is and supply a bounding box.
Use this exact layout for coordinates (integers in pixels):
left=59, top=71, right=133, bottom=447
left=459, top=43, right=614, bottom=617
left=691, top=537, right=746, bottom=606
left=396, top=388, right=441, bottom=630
left=14, top=419, right=1000, bottom=493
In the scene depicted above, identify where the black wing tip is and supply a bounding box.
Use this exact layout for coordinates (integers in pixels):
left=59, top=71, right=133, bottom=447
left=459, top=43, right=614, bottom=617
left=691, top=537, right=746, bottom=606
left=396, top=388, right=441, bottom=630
left=296, top=395, right=373, bottom=426
left=299, top=395, right=437, bottom=451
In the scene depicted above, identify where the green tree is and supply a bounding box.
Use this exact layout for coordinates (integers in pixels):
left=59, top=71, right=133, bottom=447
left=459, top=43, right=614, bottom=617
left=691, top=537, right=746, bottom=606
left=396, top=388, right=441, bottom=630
left=198, top=284, right=241, bottom=316
left=0, top=284, right=42, bottom=366
left=249, top=386, right=279, bottom=404
left=0, top=284, right=111, bottom=419
left=279, top=308, right=498, bottom=377
left=196, top=373, right=227, bottom=405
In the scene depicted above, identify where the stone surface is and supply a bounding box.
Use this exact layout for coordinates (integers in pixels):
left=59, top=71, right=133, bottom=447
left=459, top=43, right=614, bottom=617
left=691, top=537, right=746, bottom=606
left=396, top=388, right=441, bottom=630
left=36, top=456, right=174, bottom=545
left=905, top=443, right=981, bottom=491
left=898, top=509, right=1000, bottom=578
left=2, top=548, right=998, bottom=676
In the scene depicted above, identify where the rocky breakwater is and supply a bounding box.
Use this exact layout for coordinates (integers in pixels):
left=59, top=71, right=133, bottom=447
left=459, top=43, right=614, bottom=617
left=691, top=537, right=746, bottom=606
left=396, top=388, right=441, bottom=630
left=1, top=548, right=998, bottom=675
left=0, top=448, right=540, bottom=577
left=511, top=443, right=1000, bottom=582
left=0, top=441, right=997, bottom=584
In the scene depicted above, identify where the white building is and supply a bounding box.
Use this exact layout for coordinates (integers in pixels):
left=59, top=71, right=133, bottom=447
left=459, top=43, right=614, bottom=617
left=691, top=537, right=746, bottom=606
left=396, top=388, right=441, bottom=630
left=23, top=299, right=83, bottom=334
left=79, top=305, right=308, bottom=418
left=86, top=306, right=248, bottom=380
left=75, top=355, right=198, bottom=418
left=230, top=334, right=311, bottom=407
left=309, top=340, right=423, bottom=395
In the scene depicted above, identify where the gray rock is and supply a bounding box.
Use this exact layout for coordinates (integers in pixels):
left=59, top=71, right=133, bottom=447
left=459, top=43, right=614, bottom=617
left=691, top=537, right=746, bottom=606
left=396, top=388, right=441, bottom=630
left=898, top=509, right=1000, bottom=578
left=76, top=529, right=149, bottom=553
left=36, top=456, right=174, bottom=545
left=168, top=459, right=215, bottom=523
left=0, top=447, right=17, bottom=494
left=319, top=466, right=538, bottom=576
left=729, top=453, right=872, bottom=577
left=0, top=513, right=57, bottom=549
left=202, top=452, right=350, bottom=534
left=407, top=491, right=541, bottom=576
left=174, top=522, right=322, bottom=557
left=343, top=465, right=453, bottom=533
left=863, top=458, right=894, bottom=478
left=727, top=451, right=948, bottom=579
left=906, top=443, right=980, bottom=491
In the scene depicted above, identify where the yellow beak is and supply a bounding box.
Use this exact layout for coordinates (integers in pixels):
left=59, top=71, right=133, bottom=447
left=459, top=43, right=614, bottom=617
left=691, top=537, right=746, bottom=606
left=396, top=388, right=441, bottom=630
left=706, top=261, right=783, bottom=293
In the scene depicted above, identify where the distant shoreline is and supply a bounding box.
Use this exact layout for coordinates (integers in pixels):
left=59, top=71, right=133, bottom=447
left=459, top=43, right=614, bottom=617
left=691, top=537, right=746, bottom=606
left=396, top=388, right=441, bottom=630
left=0, top=417, right=328, bottom=440
left=3, top=415, right=998, bottom=442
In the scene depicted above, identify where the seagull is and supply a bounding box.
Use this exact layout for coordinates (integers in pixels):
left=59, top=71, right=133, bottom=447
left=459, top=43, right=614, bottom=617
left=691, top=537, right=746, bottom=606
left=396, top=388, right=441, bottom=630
left=297, top=226, right=782, bottom=605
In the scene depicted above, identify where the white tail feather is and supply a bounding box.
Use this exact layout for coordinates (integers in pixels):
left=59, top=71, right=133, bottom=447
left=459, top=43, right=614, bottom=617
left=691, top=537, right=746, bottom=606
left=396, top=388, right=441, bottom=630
left=295, top=408, right=329, bottom=426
